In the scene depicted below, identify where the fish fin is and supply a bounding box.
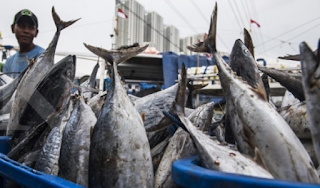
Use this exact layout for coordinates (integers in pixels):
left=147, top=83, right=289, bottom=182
left=83, top=43, right=148, bottom=64
left=52, top=6, right=80, bottom=31
left=187, top=2, right=217, bottom=53
left=187, top=42, right=207, bottom=53
left=207, top=1, right=217, bottom=53
left=140, top=113, right=145, bottom=122
left=253, top=147, right=268, bottom=170
left=243, top=28, right=254, bottom=58
left=249, top=83, right=268, bottom=101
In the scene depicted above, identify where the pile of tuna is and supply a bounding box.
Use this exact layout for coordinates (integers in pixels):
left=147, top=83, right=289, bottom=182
left=0, top=3, right=320, bottom=188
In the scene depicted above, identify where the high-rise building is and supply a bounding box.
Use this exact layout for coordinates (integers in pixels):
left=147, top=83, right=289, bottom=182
left=144, top=12, right=164, bottom=52
left=115, top=0, right=145, bottom=49
left=163, top=25, right=180, bottom=53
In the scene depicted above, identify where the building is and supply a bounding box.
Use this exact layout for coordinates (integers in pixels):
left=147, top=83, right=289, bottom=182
left=144, top=11, right=164, bottom=52
left=163, top=25, right=180, bottom=53
left=115, top=0, right=145, bottom=49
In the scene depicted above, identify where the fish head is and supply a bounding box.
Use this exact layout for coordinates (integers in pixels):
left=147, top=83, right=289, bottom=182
left=229, top=39, right=261, bottom=88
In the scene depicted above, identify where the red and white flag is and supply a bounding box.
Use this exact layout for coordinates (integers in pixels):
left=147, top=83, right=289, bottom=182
left=118, top=8, right=128, bottom=19
left=250, top=19, right=260, bottom=28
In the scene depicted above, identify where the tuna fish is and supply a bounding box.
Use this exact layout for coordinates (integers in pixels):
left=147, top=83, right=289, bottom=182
left=300, top=39, right=320, bottom=169
left=7, top=55, right=76, bottom=163
left=212, top=52, right=319, bottom=183
left=59, top=96, right=96, bottom=187
left=154, top=128, right=196, bottom=188
left=85, top=44, right=154, bottom=188
left=176, top=111, right=274, bottom=179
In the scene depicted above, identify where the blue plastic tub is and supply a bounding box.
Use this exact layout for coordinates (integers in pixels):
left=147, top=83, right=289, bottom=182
left=0, top=136, right=85, bottom=188
left=172, top=156, right=320, bottom=188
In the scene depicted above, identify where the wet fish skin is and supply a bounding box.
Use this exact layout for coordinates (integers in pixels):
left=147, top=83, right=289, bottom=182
left=6, top=7, right=80, bottom=138
left=87, top=91, right=107, bottom=118
left=227, top=39, right=267, bottom=153
left=0, top=65, right=29, bottom=111
left=177, top=112, right=274, bottom=179
left=154, top=128, right=196, bottom=188
left=229, top=39, right=266, bottom=94
left=213, top=53, right=319, bottom=183
left=8, top=55, right=76, bottom=163
left=59, top=96, right=96, bottom=187
left=151, top=137, right=170, bottom=174
left=87, top=44, right=154, bottom=188
left=281, top=90, right=300, bottom=108
left=300, top=40, right=320, bottom=168
left=277, top=101, right=311, bottom=139
left=0, top=72, right=13, bottom=86
left=188, top=102, right=215, bottom=131
left=135, top=84, right=178, bottom=132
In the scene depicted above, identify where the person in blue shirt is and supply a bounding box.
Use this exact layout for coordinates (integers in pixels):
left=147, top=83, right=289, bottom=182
left=3, top=9, right=44, bottom=78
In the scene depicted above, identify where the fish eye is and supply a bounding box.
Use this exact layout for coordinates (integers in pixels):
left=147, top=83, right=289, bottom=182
left=243, top=49, right=249, bottom=54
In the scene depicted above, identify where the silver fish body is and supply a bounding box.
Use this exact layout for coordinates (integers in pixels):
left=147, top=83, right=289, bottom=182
left=0, top=66, right=28, bottom=111
left=178, top=113, right=274, bottom=179
left=154, top=128, right=196, bottom=188
left=277, top=101, right=311, bottom=139
left=0, top=73, right=13, bottom=86
left=87, top=44, right=154, bottom=188
left=87, top=91, right=107, bottom=118
left=59, top=97, right=96, bottom=187
left=188, top=102, right=215, bottom=131
left=7, top=55, right=76, bottom=162
left=300, top=40, right=320, bottom=169
left=213, top=53, right=319, bottom=183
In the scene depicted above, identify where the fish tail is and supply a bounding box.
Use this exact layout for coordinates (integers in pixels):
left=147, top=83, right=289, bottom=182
left=52, top=6, right=80, bottom=31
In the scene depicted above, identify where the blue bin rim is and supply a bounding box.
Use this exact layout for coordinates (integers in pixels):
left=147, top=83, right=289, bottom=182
left=172, top=155, right=320, bottom=188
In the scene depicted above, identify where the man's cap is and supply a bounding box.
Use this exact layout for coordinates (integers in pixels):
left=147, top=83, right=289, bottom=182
left=13, top=9, right=38, bottom=28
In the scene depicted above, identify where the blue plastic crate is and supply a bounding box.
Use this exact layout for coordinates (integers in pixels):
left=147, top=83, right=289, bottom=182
left=172, top=155, right=320, bottom=188
left=0, top=136, right=86, bottom=188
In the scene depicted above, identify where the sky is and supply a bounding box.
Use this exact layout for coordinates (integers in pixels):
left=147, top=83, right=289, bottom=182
left=0, top=0, right=320, bottom=77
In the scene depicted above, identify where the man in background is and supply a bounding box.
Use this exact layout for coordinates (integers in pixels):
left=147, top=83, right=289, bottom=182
left=3, top=9, right=44, bottom=78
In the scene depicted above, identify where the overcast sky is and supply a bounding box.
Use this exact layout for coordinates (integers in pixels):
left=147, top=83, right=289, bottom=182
left=1, top=0, right=319, bottom=76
